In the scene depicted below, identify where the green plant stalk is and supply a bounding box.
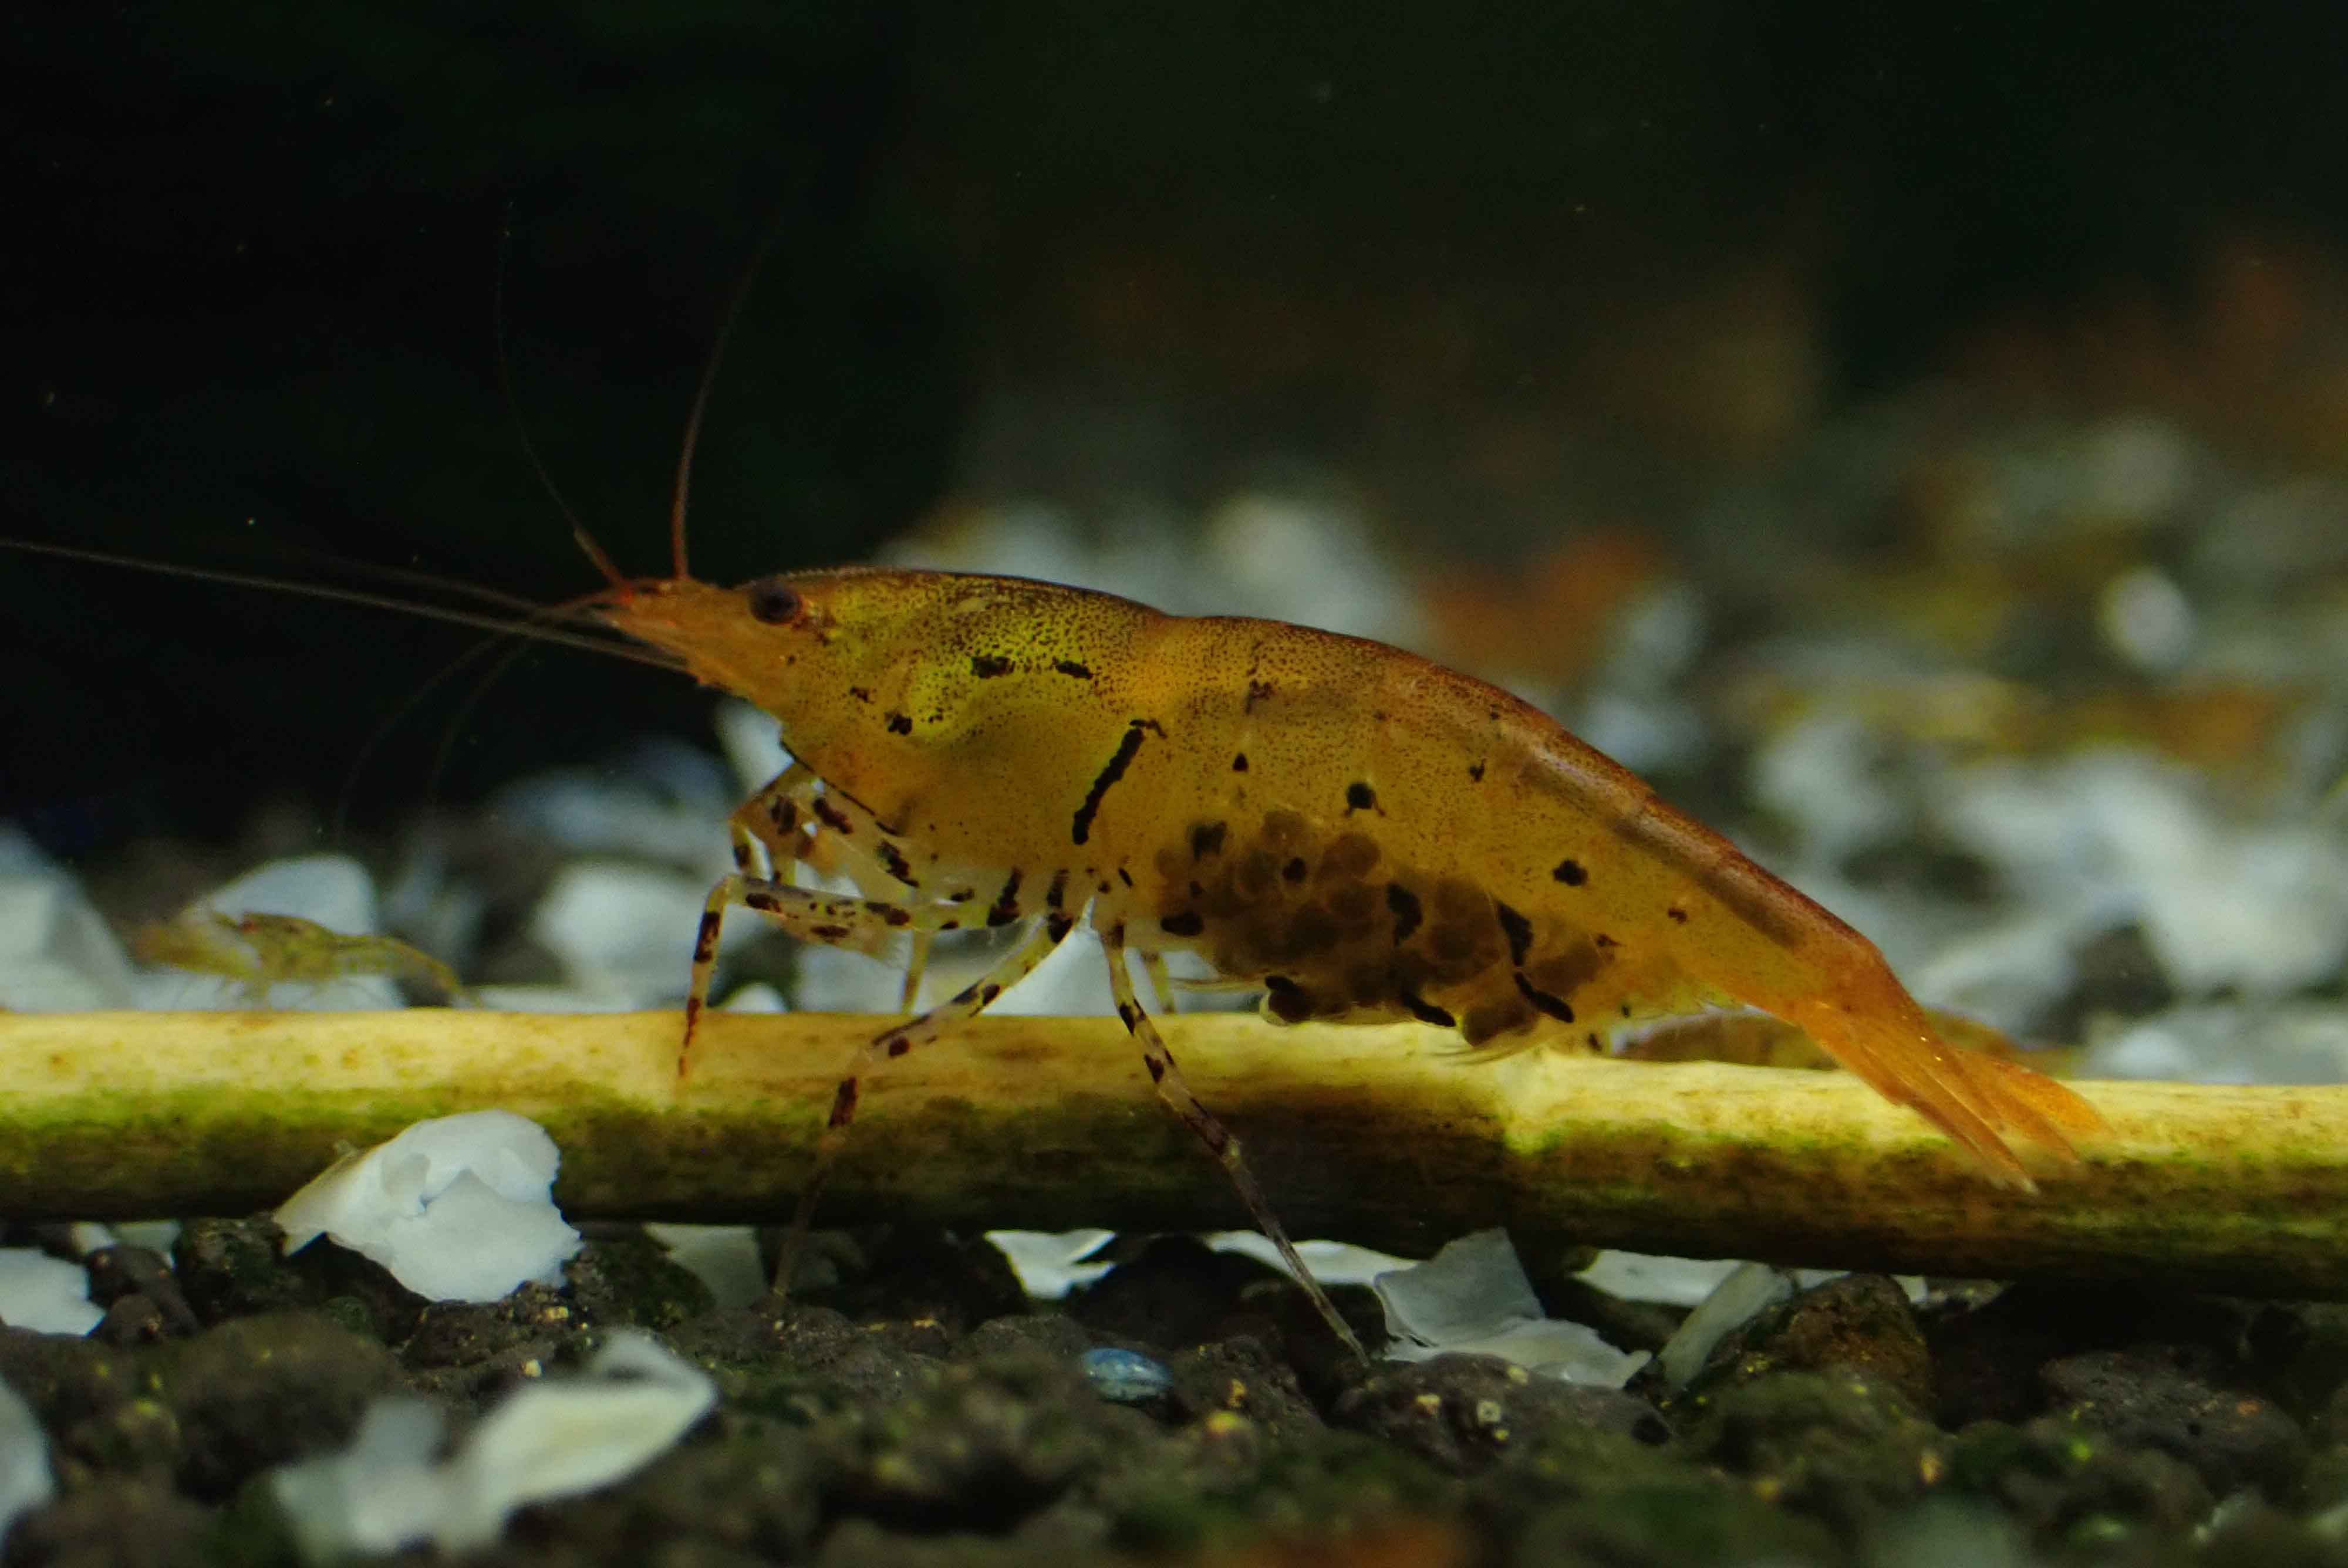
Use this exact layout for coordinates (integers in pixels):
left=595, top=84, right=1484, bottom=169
left=1, top=1008, right=2340, bottom=1292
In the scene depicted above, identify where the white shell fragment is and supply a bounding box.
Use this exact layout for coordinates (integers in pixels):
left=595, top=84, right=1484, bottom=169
left=1577, top=1251, right=1749, bottom=1309
left=1374, top=1229, right=1649, bottom=1388
left=0, top=1249, right=103, bottom=1336
left=271, top=1330, right=716, bottom=1561
left=985, top=1229, right=1118, bottom=1300
left=271, top=1398, right=448, bottom=1562
left=0, top=1375, right=55, bottom=1543
left=443, top=1332, right=716, bottom=1547
left=274, top=1111, right=582, bottom=1302
left=1207, top=1232, right=1419, bottom=1287
left=644, top=1224, right=768, bottom=1310
left=1656, top=1262, right=1796, bottom=1390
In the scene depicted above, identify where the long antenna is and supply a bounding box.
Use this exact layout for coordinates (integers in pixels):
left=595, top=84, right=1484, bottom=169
left=259, top=540, right=549, bottom=616
left=670, top=218, right=791, bottom=582
left=0, top=539, right=679, bottom=673
left=496, top=210, right=630, bottom=591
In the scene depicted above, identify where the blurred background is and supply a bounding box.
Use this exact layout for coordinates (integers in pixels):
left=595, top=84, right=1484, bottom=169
left=6, top=4, right=2348, bottom=1065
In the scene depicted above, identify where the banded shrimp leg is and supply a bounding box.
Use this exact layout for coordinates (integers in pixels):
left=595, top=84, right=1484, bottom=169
left=770, top=910, right=1079, bottom=1293
left=684, top=765, right=933, bottom=1073
left=1099, top=922, right=1368, bottom=1360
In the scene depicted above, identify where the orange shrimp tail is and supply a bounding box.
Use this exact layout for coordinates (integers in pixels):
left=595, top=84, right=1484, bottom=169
left=1789, top=992, right=2103, bottom=1188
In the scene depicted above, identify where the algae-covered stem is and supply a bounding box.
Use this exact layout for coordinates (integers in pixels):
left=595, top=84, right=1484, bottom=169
left=0, top=1007, right=2338, bottom=1296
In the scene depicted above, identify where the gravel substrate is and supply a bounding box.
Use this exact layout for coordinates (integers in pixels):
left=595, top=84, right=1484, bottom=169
left=5, top=1215, right=2348, bottom=1566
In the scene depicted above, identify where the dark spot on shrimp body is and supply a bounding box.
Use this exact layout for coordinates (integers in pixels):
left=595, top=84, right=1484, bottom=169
left=1071, top=721, right=1151, bottom=844
left=1513, top=971, right=1576, bottom=1022
left=1385, top=883, right=1423, bottom=942
left=987, top=870, right=1024, bottom=927
left=1495, top=900, right=1534, bottom=967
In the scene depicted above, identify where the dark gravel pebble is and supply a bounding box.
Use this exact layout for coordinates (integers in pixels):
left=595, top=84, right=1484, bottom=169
left=173, top=1216, right=427, bottom=1342
left=91, top=1293, right=173, bottom=1349
left=1950, top=1414, right=2218, bottom=1546
left=2040, top=1346, right=2310, bottom=1499
left=1681, top=1368, right=1947, bottom=1540
left=1064, top=1234, right=1296, bottom=1349
left=1168, top=1333, right=1323, bottom=1439
left=791, top=1226, right=1030, bottom=1334
left=952, top=1312, right=1095, bottom=1364
left=1680, top=1273, right=1937, bottom=1417
left=2, top=1480, right=216, bottom=1568
left=563, top=1228, right=717, bottom=1331
left=82, top=1245, right=199, bottom=1336
left=165, top=1311, right=404, bottom=1499
left=1335, top=1353, right=1667, bottom=1475
left=819, top=1352, right=1160, bottom=1530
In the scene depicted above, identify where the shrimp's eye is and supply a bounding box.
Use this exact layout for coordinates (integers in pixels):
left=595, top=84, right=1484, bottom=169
left=745, top=579, right=802, bottom=625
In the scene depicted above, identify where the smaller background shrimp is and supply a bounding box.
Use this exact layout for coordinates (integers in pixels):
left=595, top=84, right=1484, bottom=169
left=132, top=908, right=473, bottom=1009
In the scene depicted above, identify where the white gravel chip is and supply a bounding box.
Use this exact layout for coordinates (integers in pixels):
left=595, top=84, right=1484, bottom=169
left=1656, top=1262, right=1796, bottom=1390
left=985, top=1229, right=1118, bottom=1300
left=274, top=1110, right=582, bottom=1302
left=1577, top=1251, right=1749, bottom=1309
left=1375, top=1229, right=1649, bottom=1388
left=0, top=1249, right=103, bottom=1336
left=644, top=1224, right=768, bottom=1310
left=271, top=1330, right=716, bottom=1561
left=0, top=1376, right=55, bottom=1544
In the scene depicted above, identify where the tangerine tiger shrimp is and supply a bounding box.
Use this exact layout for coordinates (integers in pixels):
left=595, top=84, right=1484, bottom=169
left=585, top=540, right=2101, bottom=1359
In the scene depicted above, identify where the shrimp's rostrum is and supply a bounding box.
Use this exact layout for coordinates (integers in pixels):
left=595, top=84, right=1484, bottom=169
left=602, top=566, right=2100, bottom=1354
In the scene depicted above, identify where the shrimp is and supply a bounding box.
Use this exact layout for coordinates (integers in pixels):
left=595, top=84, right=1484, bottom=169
left=133, top=908, right=471, bottom=1008
left=592, top=566, right=2101, bottom=1358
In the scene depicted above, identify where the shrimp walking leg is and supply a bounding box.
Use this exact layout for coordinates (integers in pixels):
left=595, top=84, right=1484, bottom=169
left=680, top=876, right=917, bottom=1074
left=1141, top=949, right=1179, bottom=1014
left=772, top=915, right=1072, bottom=1293
left=897, top=931, right=934, bottom=1013
left=726, top=762, right=818, bottom=876
left=1100, top=924, right=1369, bottom=1362
left=725, top=766, right=933, bottom=1014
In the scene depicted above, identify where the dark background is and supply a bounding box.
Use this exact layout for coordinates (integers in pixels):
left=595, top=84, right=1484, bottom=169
left=5, top=3, right=2344, bottom=852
